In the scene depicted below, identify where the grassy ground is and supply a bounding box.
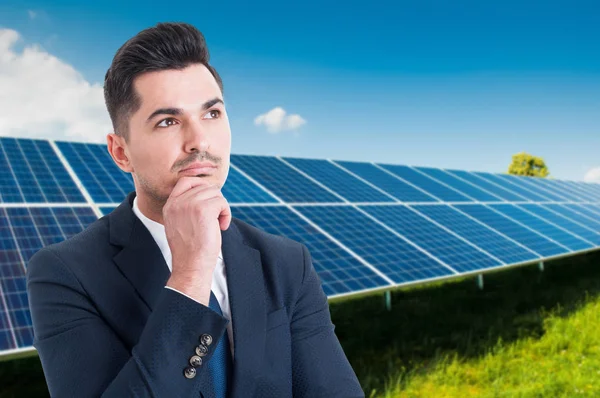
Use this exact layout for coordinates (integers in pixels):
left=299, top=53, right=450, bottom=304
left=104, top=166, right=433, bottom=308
left=386, top=297, right=600, bottom=397
left=330, top=251, right=600, bottom=397
left=2, top=251, right=600, bottom=397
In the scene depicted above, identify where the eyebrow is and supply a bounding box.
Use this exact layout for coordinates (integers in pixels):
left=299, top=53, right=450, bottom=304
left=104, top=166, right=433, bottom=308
left=145, top=97, right=224, bottom=124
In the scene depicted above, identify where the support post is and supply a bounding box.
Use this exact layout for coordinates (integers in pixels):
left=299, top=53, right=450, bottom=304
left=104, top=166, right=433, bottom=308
left=477, top=274, right=484, bottom=290
left=384, top=291, right=391, bottom=311
left=539, top=261, right=544, bottom=272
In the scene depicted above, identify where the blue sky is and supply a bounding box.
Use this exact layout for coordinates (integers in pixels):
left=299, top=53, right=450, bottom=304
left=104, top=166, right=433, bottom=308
left=0, top=0, right=598, bottom=180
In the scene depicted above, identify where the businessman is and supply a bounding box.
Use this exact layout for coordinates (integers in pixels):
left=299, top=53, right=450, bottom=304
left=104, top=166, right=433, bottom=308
left=26, top=22, right=364, bottom=397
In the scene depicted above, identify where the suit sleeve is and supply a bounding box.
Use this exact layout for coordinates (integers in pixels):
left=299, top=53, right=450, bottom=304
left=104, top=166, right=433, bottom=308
left=26, top=247, right=228, bottom=398
left=290, top=243, right=365, bottom=398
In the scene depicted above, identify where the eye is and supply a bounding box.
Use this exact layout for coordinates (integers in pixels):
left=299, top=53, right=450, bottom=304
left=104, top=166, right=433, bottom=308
left=203, top=109, right=221, bottom=119
left=156, top=118, right=178, bottom=128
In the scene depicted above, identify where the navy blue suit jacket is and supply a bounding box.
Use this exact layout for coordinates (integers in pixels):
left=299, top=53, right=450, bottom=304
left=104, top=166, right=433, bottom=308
left=26, top=191, right=364, bottom=397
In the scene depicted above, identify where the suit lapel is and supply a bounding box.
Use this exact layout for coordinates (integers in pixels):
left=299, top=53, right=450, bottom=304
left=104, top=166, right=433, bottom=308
left=110, top=191, right=170, bottom=312
left=222, top=220, right=266, bottom=398
left=109, top=191, right=267, bottom=397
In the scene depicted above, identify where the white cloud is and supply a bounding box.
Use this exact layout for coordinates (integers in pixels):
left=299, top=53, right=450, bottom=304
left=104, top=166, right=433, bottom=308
left=254, top=106, right=306, bottom=134
left=0, top=28, right=110, bottom=143
left=584, top=167, right=600, bottom=183
left=27, top=10, right=37, bottom=19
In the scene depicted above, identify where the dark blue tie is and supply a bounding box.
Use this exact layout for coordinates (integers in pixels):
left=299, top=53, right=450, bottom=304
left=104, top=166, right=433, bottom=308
left=207, top=291, right=233, bottom=398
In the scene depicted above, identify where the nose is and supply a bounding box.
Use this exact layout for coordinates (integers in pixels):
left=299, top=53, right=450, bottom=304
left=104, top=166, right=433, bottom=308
left=183, top=119, right=210, bottom=154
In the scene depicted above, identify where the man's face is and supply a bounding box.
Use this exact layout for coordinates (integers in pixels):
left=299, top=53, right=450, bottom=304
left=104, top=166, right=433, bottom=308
left=118, top=63, right=230, bottom=205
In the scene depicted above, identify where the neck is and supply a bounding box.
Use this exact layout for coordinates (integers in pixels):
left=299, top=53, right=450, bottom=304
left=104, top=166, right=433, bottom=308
left=136, top=193, right=165, bottom=225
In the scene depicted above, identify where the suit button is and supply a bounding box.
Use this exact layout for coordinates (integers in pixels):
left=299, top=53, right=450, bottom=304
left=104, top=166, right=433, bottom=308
left=196, top=344, right=209, bottom=357
left=200, top=334, right=213, bottom=346
left=190, top=355, right=203, bottom=367
left=184, top=366, right=196, bottom=379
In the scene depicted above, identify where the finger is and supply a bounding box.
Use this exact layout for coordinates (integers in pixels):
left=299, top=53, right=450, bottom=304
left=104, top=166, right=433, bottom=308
left=217, top=199, right=232, bottom=230
left=197, top=195, right=231, bottom=231
left=176, top=183, right=222, bottom=203
left=169, top=176, right=216, bottom=199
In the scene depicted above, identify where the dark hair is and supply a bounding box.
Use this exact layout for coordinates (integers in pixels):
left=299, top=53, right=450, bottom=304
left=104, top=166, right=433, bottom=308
left=103, top=22, right=223, bottom=142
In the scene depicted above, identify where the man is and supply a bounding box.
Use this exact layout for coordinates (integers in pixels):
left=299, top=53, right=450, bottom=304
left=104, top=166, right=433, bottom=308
left=26, top=22, right=364, bottom=398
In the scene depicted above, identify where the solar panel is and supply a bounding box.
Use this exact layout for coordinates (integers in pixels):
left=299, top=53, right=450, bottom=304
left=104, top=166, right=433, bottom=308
left=282, top=157, right=395, bottom=203
left=588, top=204, right=600, bottom=218
left=488, top=204, right=593, bottom=251
left=564, top=181, right=600, bottom=202
left=443, top=169, right=528, bottom=202
left=55, top=141, right=134, bottom=203
left=0, top=207, right=25, bottom=351
left=517, top=204, right=600, bottom=246
left=514, top=176, right=576, bottom=202
left=545, top=180, right=600, bottom=202
left=412, top=204, right=539, bottom=265
left=0, top=297, right=12, bottom=351
left=496, top=174, right=562, bottom=202
left=453, top=204, right=568, bottom=257
left=565, top=180, right=600, bottom=201
left=2, top=136, right=600, bottom=359
left=377, top=164, right=473, bottom=202
left=577, top=182, right=600, bottom=199
left=231, top=206, right=391, bottom=296
left=563, top=204, right=600, bottom=225
left=231, top=155, right=342, bottom=203
left=222, top=166, right=279, bottom=204
left=333, top=161, right=438, bottom=202
left=294, top=205, right=456, bottom=284
left=542, top=204, right=600, bottom=232
left=99, top=207, right=117, bottom=216
left=413, top=167, right=502, bottom=202
left=533, top=178, right=589, bottom=202
left=585, top=181, right=600, bottom=193
left=473, top=172, right=550, bottom=202
left=0, top=206, right=97, bottom=351
left=0, top=141, right=21, bottom=203
left=584, top=184, right=600, bottom=200
left=0, top=138, right=85, bottom=203
left=360, top=205, right=502, bottom=273
left=581, top=204, right=600, bottom=217
left=561, top=181, right=600, bottom=202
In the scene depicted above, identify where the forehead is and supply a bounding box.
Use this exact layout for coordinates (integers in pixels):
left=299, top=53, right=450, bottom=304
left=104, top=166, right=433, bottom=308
left=132, top=63, right=221, bottom=110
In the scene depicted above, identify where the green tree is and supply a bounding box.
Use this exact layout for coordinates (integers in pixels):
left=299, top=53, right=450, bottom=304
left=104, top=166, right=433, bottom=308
left=508, top=152, right=550, bottom=178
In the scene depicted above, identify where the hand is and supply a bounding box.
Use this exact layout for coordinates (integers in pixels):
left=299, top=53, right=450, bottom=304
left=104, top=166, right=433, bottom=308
left=163, top=176, right=232, bottom=304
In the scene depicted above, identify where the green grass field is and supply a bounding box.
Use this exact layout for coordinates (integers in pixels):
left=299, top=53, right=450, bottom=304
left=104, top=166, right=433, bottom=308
left=330, top=251, right=600, bottom=397
left=2, top=251, right=600, bottom=397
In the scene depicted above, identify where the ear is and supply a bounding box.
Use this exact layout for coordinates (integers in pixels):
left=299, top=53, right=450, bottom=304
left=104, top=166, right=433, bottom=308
left=107, top=132, right=134, bottom=173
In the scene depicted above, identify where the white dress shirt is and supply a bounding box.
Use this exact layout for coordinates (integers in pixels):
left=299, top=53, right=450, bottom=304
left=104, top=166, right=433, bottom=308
left=132, top=196, right=234, bottom=357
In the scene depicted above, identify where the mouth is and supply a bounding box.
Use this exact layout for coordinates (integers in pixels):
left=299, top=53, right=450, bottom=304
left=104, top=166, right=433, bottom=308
left=179, top=162, right=217, bottom=176
left=179, top=167, right=217, bottom=176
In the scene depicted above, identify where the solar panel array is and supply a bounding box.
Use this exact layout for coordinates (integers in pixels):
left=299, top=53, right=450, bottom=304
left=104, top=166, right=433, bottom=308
left=2, top=136, right=600, bottom=358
